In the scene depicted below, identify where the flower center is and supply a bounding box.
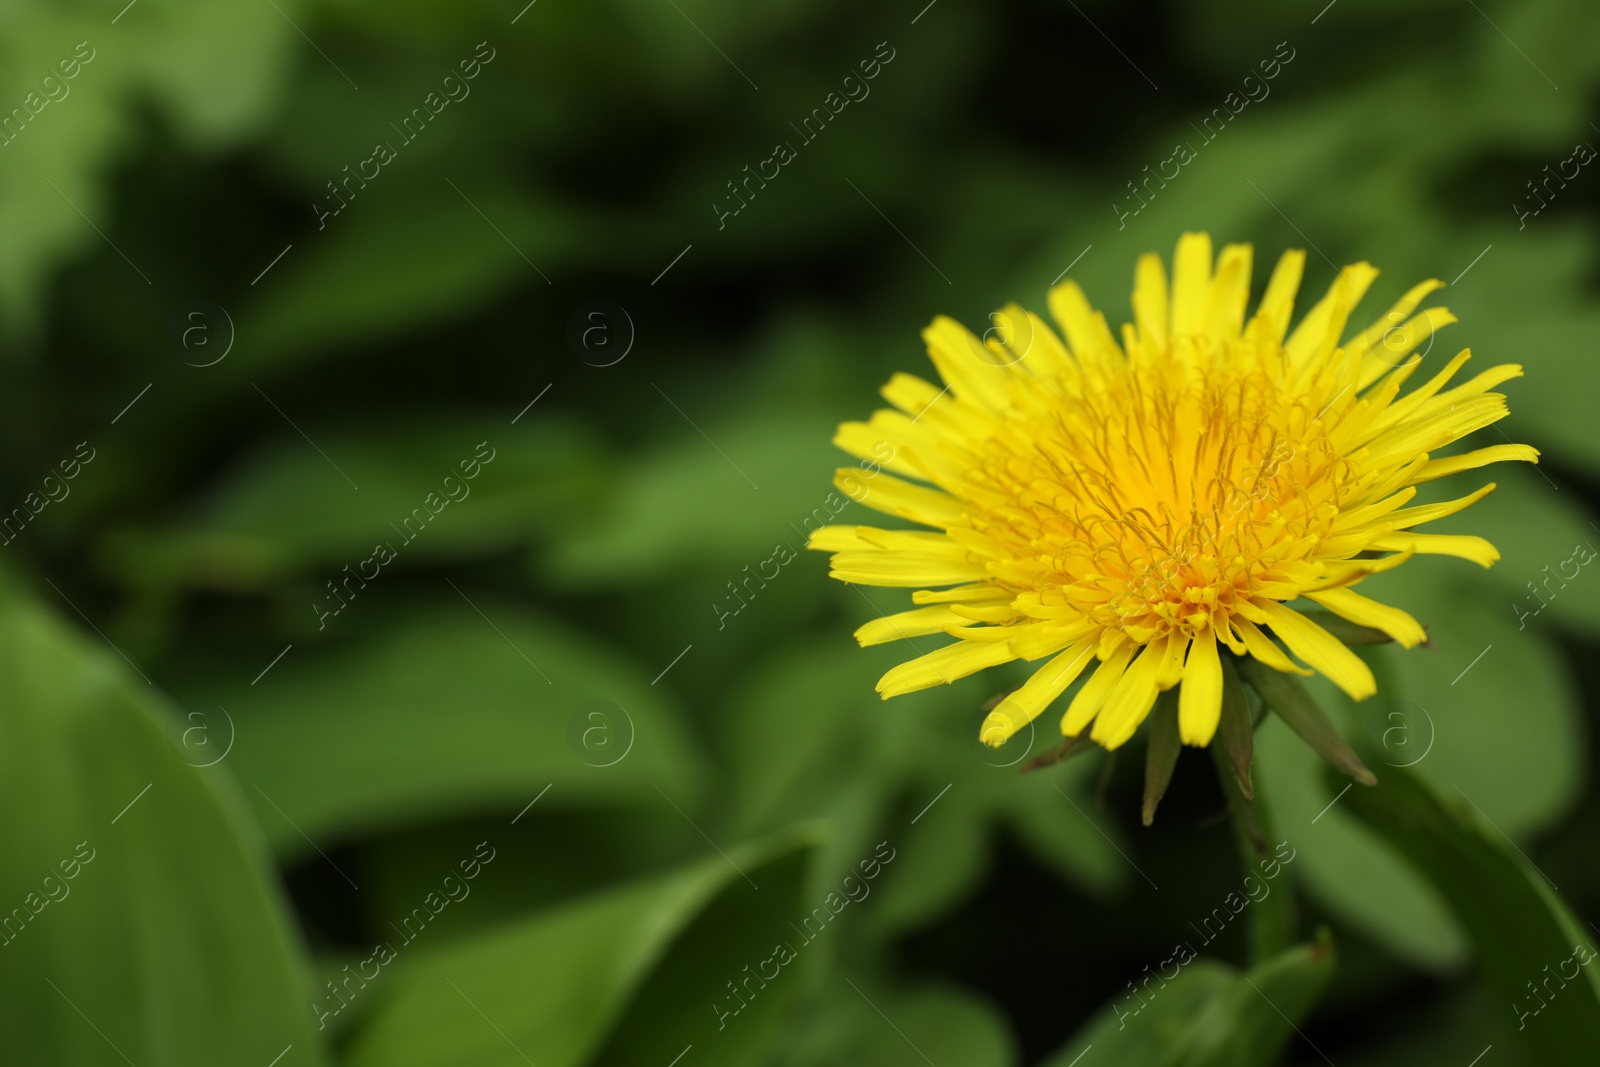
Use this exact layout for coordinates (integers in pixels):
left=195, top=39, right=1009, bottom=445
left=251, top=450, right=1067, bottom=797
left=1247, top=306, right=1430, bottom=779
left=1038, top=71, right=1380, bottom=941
left=967, top=356, right=1354, bottom=640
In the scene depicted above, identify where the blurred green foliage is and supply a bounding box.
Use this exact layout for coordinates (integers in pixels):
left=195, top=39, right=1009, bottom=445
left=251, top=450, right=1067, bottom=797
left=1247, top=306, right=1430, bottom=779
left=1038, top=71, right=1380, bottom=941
left=0, top=0, right=1598, bottom=1063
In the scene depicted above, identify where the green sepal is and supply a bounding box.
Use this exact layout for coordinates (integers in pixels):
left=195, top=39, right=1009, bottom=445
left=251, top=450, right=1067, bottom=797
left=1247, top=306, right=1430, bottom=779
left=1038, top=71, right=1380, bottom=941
left=1142, top=689, right=1181, bottom=826
left=1235, top=656, right=1376, bottom=786
left=1216, top=655, right=1254, bottom=799
left=1298, top=609, right=1394, bottom=646
left=1021, top=732, right=1097, bottom=775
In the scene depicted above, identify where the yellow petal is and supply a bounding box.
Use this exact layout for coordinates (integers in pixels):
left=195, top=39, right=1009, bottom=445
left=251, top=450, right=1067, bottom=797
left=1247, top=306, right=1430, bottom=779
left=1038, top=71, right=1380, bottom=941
left=832, top=469, right=963, bottom=527
left=1203, top=243, right=1253, bottom=344
left=1330, top=487, right=1417, bottom=533
left=1345, top=277, right=1445, bottom=359
left=1048, top=281, right=1122, bottom=370
left=1008, top=620, right=1097, bottom=660
left=1355, top=307, right=1457, bottom=390
left=1170, top=232, right=1214, bottom=337
left=980, top=641, right=1097, bottom=746
left=1233, top=618, right=1312, bottom=675
left=829, top=551, right=987, bottom=588
left=1303, top=548, right=1415, bottom=590
left=1256, top=248, right=1306, bottom=344
left=1413, top=443, right=1539, bottom=484
left=880, top=372, right=945, bottom=418
left=950, top=601, right=1021, bottom=623
left=1286, top=262, right=1379, bottom=367
left=1385, top=483, right=1496, bottom=531
left=1178, top=628, right=1223, bottom=745
left=855, top=606, right=967, bottom=647
left=1132, top=252, right=1169, bottom=352
left=922, top=316, right=1013, bottom=413
left=1355, top=348, right=1472, bottom=445
left=1362, top=394, right=1510, bottom=468
left=1153, top=629, right=1188, bottom=688
left=1090, top=643, right=1165, bottom=749
left=1015, top=311, right=1076, bottom=378
left=855, top=527, right=980, bottom=554
left=831, top=418, right=928, bottom=480
left=876, top=640, right=1016, bottom=699
left=1412, top=363, right=1525, bottom=421
left=1304, top=586, right=1427, bottom=648
left=912, top=583, right=1011, bottom=605
left=1061, top=641, right=1136, bottom=736
left=1260, top=601, right=1377, bottom=700
left=1370, top=531, right=1500, bottom=567
left=806, top=525, right=871, bottom=552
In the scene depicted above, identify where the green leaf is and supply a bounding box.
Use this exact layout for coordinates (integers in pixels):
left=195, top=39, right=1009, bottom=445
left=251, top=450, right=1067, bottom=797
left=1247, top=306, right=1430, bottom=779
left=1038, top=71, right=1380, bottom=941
left=1340, top=978, right=1538, bottom=1067
left=243, top=190, right=565, bottom=368
left=342, top=828, right=818, bottom=1067
left=1041, top=960, right=1236, bottom=1067
left=0, top=2, right=292, bottom=338
left=723, top=640, right=877, bottom=839
left=721, top=639, right=1122, bottom=931
left=1255, top=711, right=1468, bottom=968
left=1371, top=563, right=1583, bottom=835
left=1429, top=464, right=1600, bottom=641
left=101, top=419, right=606, bottom=595
left=1174, top=935, right=1336, bottom=1067
left=872, top=773, right=990, bottom=932
left=180, top=600, right=706, bottom=857
left=999, top=765, right=1125, bottom=898
left=0, top=595, right=326, bottom=1065
left=548, top=414, right=842, bottom=585
left=722, top=640, right=978, bottom=928
left=1261, top=548, right=1583, bottom=970
left=1337, top=760, right=1600, bottom=1063
left=1042, top=936, right=1336, bottom=1067
left=775, top=981, right=1015, bottom=1067
left=842, top=985, right=1013, bottom=1067
left=1453, top=228, right=1600, bottom=472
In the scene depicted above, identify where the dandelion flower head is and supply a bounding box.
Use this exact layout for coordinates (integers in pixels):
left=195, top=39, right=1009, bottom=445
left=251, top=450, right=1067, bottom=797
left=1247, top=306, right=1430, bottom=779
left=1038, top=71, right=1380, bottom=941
left=809, top=233, right=1535, bottom=753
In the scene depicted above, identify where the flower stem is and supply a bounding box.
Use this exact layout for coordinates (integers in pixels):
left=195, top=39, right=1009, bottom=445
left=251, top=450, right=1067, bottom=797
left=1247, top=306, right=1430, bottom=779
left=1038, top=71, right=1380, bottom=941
left=1210, top=740, right=1295, bottom=964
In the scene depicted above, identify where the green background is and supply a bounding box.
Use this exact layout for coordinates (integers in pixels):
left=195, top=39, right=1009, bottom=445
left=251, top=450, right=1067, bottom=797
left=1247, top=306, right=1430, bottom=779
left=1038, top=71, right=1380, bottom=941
left=0, top=0, right=1597, bottom=1063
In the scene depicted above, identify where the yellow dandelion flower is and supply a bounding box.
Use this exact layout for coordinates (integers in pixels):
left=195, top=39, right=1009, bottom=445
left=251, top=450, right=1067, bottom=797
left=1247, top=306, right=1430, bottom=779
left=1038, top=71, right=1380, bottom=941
left=810, top=232, right=1537, bottom=758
